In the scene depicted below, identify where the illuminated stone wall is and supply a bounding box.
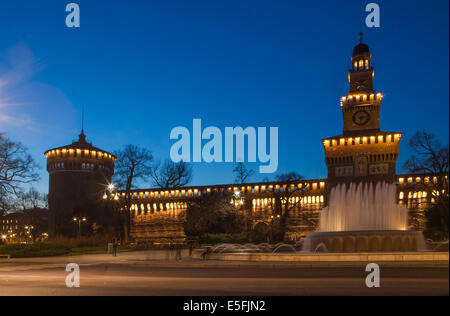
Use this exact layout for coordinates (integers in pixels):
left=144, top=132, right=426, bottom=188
left=125, top=174, right=433, bottom=243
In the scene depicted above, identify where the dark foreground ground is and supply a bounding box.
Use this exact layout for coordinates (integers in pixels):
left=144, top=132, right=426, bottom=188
left=0, top=263, right=448, bottom=296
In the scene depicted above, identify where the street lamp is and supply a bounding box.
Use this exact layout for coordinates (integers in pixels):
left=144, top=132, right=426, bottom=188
left=73, top=217, right=87, bottom=237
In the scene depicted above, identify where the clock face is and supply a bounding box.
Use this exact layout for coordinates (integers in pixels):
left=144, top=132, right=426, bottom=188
left=352, top=110, right=370, bottom=126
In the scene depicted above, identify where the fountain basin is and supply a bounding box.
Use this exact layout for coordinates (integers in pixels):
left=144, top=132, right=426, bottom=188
left=303, top=230, right=426, bottom=253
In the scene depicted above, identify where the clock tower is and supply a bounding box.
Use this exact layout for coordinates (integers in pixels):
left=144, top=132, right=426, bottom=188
left=323, top=36, right=403, bottom=187
left=342, top=34, right=381, bottom=135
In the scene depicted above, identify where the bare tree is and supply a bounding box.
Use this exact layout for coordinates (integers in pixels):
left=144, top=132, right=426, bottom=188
left=151, top=159, right=192, bottom=189
left=0, top=133, right=39, bottom=196
left=16, top=188, right=48, bottom=241
left=267, top=172, right=311, bottom=242
left=233, top=162, right=255, bottom=185
left=113, top=145, right=153, bottom=242
left=403, top=131, right=449, bottom=239
left=17, top=188, right=47, bottom=210
left=0, top=191, right=16, bottom=218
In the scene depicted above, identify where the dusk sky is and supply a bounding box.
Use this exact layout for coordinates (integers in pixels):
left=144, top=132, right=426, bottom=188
left=0, top=0, right=448, bottom=193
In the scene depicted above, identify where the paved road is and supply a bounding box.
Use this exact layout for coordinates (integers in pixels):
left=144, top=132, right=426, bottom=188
left=0, top=263, right=447, bottom=296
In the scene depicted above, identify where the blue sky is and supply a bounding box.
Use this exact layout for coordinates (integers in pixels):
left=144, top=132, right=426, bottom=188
left=0, top=0, right=448, bottom=193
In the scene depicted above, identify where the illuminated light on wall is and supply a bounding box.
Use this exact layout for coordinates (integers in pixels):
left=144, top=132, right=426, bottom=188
left=320, top=195, right=324, bottom=203
left=408, top=192, right=412, bottom=199
left=399, top=192, right=404, bottom=199
left=399, top=178, right=404, bottom=184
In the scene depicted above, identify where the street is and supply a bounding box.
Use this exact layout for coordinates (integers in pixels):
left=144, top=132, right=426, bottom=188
left=0, top=259, right=448, bottom=296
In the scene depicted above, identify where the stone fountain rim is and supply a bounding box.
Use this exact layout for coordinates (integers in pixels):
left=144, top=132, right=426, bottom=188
left=308, top=230, right=421, bottom=236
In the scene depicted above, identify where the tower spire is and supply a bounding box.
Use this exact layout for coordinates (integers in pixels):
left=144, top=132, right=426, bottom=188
left=78, top=105, right=86, bottom=143
left=359, top=31, right=363, bottom=44
left=81, top=104, right=85, bottom=134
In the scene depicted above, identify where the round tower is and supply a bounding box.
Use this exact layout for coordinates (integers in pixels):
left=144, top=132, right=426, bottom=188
left=44, top=130, right=116, bottom=237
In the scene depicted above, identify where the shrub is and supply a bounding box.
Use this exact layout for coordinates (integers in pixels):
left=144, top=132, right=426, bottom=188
left=50, top=236, right=110, bottom=248
left=0, top=243, right=71, bottom=258
left=199, top=232, right=260, bottom=244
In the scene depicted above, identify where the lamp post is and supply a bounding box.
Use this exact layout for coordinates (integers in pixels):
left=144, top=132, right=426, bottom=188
left=103, top=182, right=121, bottom=240
left=73, top=217, right=87, bottom=237
left=269, top=214, right=280, bottom=244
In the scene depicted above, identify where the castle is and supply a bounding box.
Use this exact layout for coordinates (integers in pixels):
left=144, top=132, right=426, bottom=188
left=45, top=40, right=432, bottom=241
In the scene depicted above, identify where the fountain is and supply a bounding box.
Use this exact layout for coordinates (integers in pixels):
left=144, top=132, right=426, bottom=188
left=300, top=39, right=428, bottom=253
left=303, top=182, right=426, bottom=252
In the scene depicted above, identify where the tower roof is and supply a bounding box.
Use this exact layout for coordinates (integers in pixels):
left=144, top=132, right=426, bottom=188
left=353, top=42, right=370, bottom=56
left=44, top=130, right=116, bottom=158
left=353, top=32, right=370, bottom=56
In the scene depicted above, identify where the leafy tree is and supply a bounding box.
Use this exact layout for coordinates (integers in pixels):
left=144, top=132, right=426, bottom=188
left=184, top=191, right=242, bottom=238
left=113, top=145, right=153, bottom=242
left=267, top=172, right=311, bottom=242
left=151, top=159, right=192, bottom=189
left=403, top=131, right=449, bottom=240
